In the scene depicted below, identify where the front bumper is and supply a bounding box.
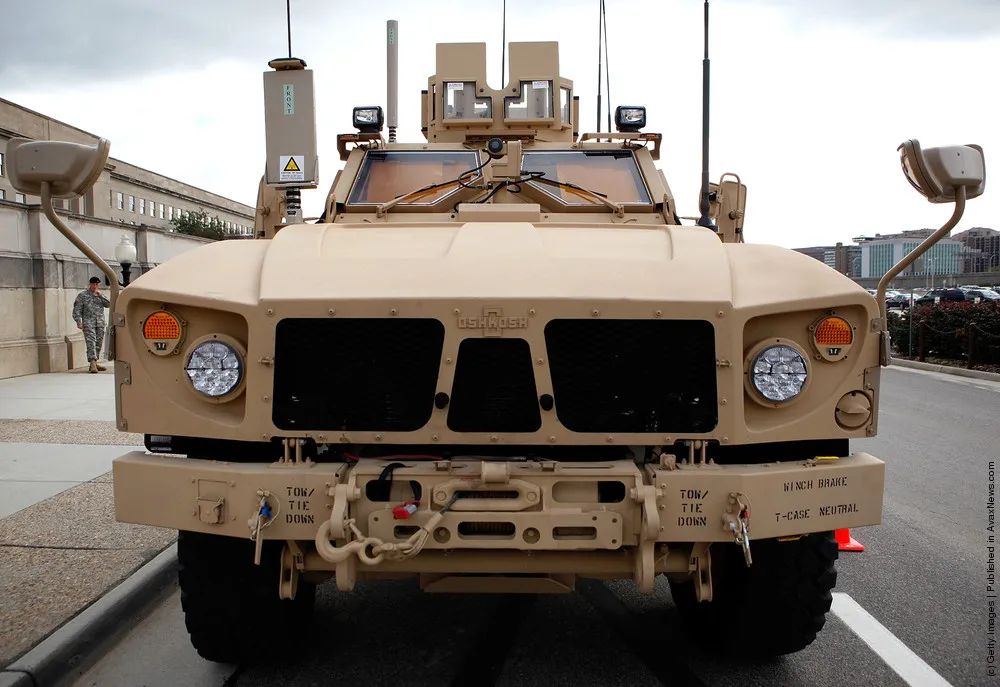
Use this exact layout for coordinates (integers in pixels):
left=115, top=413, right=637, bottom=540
left=114, top=451, right=884, bottom=548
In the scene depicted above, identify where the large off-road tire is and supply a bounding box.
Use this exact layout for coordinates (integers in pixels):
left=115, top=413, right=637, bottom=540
left=669, top=532, right=838, bottom=658
left=177, top=530, right=316, bottom=663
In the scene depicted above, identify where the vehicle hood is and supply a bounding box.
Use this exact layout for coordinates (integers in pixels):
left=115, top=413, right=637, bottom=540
left=122, top=222, right=867, bottom=312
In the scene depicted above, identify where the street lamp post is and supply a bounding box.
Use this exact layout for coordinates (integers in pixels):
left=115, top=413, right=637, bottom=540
left=115, top=236, right=137, bottom=287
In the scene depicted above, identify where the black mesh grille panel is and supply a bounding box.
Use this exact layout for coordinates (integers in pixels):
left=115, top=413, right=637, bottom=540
left=545, top=320, right=718, bottom=433
left=447, top=339, right=541, bottom=433
left=272, top=318, right=444, bottom=432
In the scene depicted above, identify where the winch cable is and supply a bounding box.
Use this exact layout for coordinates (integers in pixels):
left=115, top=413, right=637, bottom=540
left=371, top=490, right=462, bottom=561
left=375, top=460, right=423, bottom=504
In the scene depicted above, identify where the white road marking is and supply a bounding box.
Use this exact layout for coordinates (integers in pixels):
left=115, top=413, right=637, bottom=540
left=831, top=593, right=953, bottom=687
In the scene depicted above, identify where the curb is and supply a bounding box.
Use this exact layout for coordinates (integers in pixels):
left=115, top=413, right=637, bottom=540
left=889, top=357, right=1000, bottom=382
left=0, top=543, right=178, bottom=687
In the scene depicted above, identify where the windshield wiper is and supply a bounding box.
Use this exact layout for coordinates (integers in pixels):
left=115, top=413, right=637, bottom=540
left=527, top=175, right=625, bottom=216
left=375, top=157, right=489, bottom=217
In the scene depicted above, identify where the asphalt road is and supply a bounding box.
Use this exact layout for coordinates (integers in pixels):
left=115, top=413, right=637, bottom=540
left=69, top=366, right=999, bottom=687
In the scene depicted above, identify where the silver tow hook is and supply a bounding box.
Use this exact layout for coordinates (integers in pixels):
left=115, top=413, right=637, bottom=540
left=724, top=492, right=752, bottom=567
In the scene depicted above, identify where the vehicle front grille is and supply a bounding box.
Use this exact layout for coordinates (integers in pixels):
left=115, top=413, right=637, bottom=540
left=544, top=319, right=718, bottom=433
left=447, top=338, right=541, bottom=432
left=272, top=318, right=445, bottom=432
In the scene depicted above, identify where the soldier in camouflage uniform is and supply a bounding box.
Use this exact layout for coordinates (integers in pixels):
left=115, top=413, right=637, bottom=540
left=73, top=276, right=111, bottom=373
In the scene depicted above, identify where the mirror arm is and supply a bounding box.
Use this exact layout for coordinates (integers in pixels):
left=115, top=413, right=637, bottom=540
left=875, top=185, right=966, bottom=329
left=40, top=182, right=121, bottom=309
left=40, top=182, right=122, bottom=360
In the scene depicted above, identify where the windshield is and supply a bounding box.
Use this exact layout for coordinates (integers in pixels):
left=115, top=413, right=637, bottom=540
left=347, top=150, right=482, bottom=205
left=522, top=150, right=651, bottom=205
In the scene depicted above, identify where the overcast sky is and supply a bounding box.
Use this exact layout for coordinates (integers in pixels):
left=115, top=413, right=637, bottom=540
left=2, top=0, right=997, bottom=248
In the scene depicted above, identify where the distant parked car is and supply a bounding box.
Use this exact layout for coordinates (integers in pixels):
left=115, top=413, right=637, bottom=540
left=914, top=288, right=966, bottom=305
left=886, top=293, right=914, bottom=310
left=962, top=289, right=1000, bottom=302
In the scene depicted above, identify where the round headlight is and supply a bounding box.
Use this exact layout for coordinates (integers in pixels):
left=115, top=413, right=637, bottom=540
left=185, top=340, right=243, bottom=397
left=751, top=345, right=808, bottom=402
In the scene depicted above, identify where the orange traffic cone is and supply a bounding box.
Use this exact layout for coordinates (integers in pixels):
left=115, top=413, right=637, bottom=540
left=835, top=528, right=864, bottom=552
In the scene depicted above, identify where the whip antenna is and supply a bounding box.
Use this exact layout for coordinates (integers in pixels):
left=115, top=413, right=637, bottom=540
left=285, top=0, right=292, bottom=58
left=501, top=0, right=507, bottom=87
left=596, top=0, right=603, bottom=132
left=696, top=0, right=717, bottom=231
left=602, top=0, right=611, bottom=133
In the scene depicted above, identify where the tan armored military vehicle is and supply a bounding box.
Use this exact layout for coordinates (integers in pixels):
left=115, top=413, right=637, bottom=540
left=5, top=34, right=985, bottom=664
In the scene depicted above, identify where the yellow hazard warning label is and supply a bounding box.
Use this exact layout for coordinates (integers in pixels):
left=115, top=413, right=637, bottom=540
left=278, top=155, right=305, bottom=182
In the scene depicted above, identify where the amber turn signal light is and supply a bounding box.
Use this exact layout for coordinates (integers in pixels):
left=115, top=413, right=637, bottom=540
left=143, top=311, right=182, bottom=340
left=814, top=317, right=853, bottom=346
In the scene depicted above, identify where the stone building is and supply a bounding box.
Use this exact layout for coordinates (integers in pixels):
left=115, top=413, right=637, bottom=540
left=0, top=98, right=258, bottom=378
left=0, top=98, right=254, bottom=236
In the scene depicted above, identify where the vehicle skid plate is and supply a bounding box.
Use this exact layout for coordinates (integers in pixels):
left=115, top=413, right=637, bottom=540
left=112, top=451, right=884, bottom=546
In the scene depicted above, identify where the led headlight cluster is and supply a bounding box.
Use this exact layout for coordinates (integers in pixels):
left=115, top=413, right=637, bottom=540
left=751, top=345, right=808, bottom=402
left=185, top=340, right=243, bottom=398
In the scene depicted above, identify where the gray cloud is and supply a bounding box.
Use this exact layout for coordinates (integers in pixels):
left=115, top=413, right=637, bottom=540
left=727, top=0, right=1000, bottom=38
left=3, top=0, right=997, bottom=92
left=0, top=0, right=338, bottom=89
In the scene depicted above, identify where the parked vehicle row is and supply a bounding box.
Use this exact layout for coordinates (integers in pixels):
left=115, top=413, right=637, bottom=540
left=868, top=285, right=1000, bottom=309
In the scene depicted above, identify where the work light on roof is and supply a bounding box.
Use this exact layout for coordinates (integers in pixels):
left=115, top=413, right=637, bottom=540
left=353, top=106, right=384, bottom=133
left=615, top=106, right=646, bottom=133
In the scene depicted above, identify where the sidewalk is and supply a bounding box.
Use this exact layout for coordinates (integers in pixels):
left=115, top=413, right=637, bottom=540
left=0, top=370, right=174, bottom=668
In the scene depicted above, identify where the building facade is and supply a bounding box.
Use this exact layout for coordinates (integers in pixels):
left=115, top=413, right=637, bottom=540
left=0, top=98, right=259, bottom=378
left=792, top=243, right=861, bottom=278
left=855, top=230, right=963, bottom=280
left=0, top=98, right=255, bottom=236
left=953, top=227, right=1000, bottom=274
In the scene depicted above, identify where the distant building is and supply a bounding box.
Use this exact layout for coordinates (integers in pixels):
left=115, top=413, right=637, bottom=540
left=853, top=230, right=963, bottom=279
left=953, top=227, right=1000, bottom=273
left=0, top=98, right=254, bottom=237
left=792, top=242, right=861, bottom=278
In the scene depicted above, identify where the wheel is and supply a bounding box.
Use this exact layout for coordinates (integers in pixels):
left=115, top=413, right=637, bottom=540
left=669, top=532, right=838, bottom=657
left=177, top=531, right=316, bottom=663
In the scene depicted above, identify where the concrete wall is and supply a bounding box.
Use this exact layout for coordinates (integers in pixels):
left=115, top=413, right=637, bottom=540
left=0, top=200, right=213, bottom=379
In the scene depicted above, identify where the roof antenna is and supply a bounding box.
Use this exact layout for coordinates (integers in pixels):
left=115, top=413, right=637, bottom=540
left=501, top=0, right=507, bottom=87
left=596, top=0, right=603, bottom=133
left=285, top=0, right=293, bottom=58
left=602, top=0, right=611, bottom=133
left=696, top=0, right=718, bottom=232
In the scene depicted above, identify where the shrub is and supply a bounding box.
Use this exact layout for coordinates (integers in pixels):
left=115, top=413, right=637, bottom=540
left=170, top=210, right=226, bottom=240
left=889, top=301, right=1000, bottom=364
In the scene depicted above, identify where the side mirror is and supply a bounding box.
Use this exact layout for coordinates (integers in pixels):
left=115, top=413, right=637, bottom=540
left=709, top=173, right=746, bottom=243
left=5, top=137, right=110, bottom=198
left=898, top=139, right=985, bottom=204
